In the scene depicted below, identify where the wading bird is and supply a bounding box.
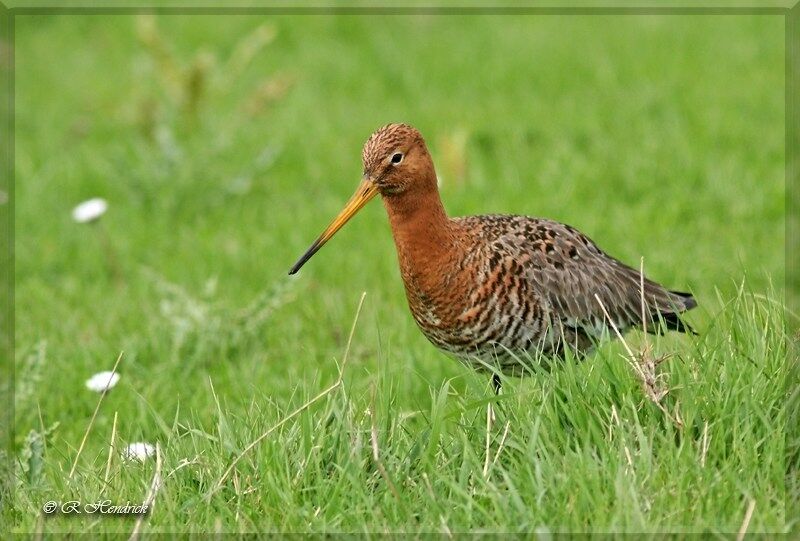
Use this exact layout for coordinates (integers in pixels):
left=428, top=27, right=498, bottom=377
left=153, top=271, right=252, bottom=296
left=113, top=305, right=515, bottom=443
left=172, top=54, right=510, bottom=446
left=289, top=124, right=696, bottom=391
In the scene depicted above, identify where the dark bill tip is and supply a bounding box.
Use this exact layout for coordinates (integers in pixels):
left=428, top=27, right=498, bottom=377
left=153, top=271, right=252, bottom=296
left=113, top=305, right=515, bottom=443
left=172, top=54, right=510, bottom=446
left=288, top=240, right=322, bottom=275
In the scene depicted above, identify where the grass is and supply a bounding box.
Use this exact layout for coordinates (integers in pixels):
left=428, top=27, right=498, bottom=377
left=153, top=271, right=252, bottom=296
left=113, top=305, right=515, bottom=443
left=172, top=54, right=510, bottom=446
left=7, top=13, right=791, bottom=534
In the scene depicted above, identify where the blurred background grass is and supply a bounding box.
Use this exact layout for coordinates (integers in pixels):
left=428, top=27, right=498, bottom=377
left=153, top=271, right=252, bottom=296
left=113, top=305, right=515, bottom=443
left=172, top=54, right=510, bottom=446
left=11, top=12, right=786, bottom=533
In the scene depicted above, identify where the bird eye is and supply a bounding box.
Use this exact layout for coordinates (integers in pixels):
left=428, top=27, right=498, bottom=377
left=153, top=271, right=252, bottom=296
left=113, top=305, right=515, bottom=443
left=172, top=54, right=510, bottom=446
left=391, top=152, right=404, bottom=165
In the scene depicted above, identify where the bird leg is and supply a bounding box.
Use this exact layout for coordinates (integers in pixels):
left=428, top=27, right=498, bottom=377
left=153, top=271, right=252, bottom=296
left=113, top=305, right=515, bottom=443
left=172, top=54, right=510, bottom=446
left=487, top=373, right=502, bottom=424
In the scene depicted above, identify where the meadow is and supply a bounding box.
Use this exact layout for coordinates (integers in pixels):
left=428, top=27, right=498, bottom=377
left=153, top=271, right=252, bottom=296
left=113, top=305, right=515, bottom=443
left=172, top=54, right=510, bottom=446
left=7, top=13, right=791, bottom=534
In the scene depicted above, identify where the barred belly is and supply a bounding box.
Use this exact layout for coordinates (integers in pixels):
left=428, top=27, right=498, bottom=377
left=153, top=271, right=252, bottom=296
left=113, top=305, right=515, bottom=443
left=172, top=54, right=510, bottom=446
left=410, top=297, right=566, bottom=374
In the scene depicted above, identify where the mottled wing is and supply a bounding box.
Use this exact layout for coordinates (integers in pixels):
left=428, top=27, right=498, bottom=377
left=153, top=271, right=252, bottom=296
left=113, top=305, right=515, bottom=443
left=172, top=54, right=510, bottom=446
left=473, top=216, right=695, bottom=338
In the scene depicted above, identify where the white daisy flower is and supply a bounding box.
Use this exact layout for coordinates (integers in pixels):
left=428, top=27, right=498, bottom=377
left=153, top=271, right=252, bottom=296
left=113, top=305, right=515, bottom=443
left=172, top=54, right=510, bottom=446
left=85, top=370, right=120, bottom=393
left=122, top=442, right=156, bottom=462
left=72, top=198, right=108, bottom=223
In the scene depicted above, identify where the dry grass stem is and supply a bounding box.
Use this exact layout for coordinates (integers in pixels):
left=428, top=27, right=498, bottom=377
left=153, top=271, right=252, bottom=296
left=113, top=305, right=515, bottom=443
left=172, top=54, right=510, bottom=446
left=482, top=402, right=493, bottom=478
left=609, top=404, right=621, bottom=439
left=736, top=499, right=756, bottom=541
left=101, top=411, right=119, bottom=494
left=623, top=445, right=634, bottom=470
left=701, top=420, right=710, bottom=468
left=166, top=456, right=203, bottom=481
left=594, top=288, right=683, bottom=429
left=69, top=351, right=124, bottom=479
left=441, top=516, right=454, bottom=538
left=128, top=442, right=163, bottom=541
left=490, top=421, right=512, bottom=470
left=640, top=257, right=647, bottom=335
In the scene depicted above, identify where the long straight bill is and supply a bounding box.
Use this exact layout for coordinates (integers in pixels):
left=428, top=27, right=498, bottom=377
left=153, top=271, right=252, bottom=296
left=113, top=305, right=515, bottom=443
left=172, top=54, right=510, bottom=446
left=288, top=179, right=379, bottom=275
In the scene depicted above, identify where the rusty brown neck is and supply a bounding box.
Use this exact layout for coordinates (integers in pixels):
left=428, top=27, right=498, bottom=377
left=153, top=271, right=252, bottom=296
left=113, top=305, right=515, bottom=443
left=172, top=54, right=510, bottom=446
left=381, top=182, right=454, bottom=286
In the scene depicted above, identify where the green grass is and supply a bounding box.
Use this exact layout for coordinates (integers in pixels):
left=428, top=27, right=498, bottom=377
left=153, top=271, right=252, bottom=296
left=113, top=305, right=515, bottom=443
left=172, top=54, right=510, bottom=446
left=8, top=13, right=790, bottom=534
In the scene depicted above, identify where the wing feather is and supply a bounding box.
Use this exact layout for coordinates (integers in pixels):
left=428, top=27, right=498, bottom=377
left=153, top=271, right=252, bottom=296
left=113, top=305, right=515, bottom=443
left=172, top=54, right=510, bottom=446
left=482, top=217, right=694, bottom=336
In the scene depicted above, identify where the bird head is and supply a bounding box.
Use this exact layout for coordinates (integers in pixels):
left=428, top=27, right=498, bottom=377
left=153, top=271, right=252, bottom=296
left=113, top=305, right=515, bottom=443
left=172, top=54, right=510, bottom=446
left=288, top=123, right=436, bottom=275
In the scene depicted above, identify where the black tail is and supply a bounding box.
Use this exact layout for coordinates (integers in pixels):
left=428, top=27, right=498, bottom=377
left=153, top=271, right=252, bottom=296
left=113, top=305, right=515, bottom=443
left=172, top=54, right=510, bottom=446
left=650, top=290, right=698, bottom=335
left=659, top=311, right=698, bottom=335
left=670, top=290, right=697, bottom=311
